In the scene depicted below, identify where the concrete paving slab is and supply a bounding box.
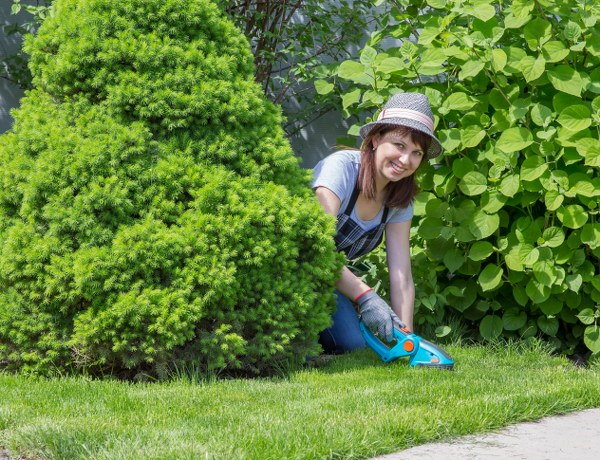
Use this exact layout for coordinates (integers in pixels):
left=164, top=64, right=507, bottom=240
left=372, top=408, right=600, bottom=460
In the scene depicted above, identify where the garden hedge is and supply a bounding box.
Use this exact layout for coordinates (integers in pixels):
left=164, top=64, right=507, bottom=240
left=323, top=0, right=600, bottom=355
left=0, top=0, right=344, bottom=377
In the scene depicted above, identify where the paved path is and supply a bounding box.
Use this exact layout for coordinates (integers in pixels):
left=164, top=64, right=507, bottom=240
left=372, top=408, right=600, bottom=460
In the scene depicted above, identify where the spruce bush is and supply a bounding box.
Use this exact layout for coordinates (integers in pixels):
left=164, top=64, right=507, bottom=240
left=0, top=0, right=344, bottom=377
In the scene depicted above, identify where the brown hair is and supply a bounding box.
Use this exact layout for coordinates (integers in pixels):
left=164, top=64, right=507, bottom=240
left=350, top=124, right=432, bottom=209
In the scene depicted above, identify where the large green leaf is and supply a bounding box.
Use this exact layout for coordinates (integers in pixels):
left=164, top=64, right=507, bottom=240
left=481, top=190, right=507, bottom=213
left=513, top=285, right=529, bottom=306
left=478, top=264, right=504, bottom=291
left=523, top=18, right=552, bottom=49
left=566, top=274, right=583, bottom=293
left=459, top=60, right=485, bottom=80
left=505, top=47, right=528, bottom=73
left=445, top=280, right=478, bottom=312
left=556, top=205, right=589, bottom=229
left=413, top=192, right=435, bottom=216
left=426, top=198, right=448, bottom=219
left=515, top=217, right=541, bottom=244
left=377, top=57, right=404, bottom=73
left=576, top=138, right=600, bottom=167
left=480, top=315, right=503, bottom=339
left=584, top=326, right=600, bottom=353
left=520, top=155, right=548, bottom=181
left=502, top=308, right=527, bottom=330
left=505, top=13, right=531, bottom=29
left=469, top=241, right=494, bottom=261
left=505, top=243, right=539, bottom=271
left=563, top=21, right=582, bottom=42
left=443, top=249, right=465, bottom=273
left=530, top=104, right=553, bottom=127
left=512, top=0, right=535, bottom=18
left=544, top=190, right=564, bottom=211
left=435, top=325, right=452, bottom=338
left=557, top=105, right=592, bottom=131
left=526, top=279, right=551, bottom=303
left=452, top=157, right=475, bottom=178
left=460, top=125, right=486, bottom=148
left=577, top=308, right=595, bottom=325
left=568, top=179, right=597, bottom=197
left=419, top=217, right=445, bottom=239
left=488, top=88, right=510, bottom=110
left=518, top=55, right=545, bottom=82
left=539, top=298, right=563, bottom=315
left=426, top=0, right=446, bottom=8
left=314, top=80, right=334, bottom=95
left=592, top=276, right=600, bottom=293
left=581, top=224, right=600, bottom=249
left=337, top=60, right=372, bottom=84
left=542, top=41, right=570, bottom=62
left=360, top=46, right=377, bottom=66
left=532, top=260, right=556, bottom=286
left=443, top=92, right=477, bottom=111
left=417, top=47, right=446, bottom=74
left=438, top=129, right=461, bottom=152
left=499, top=174, right=520, bottom=197
left=469, top=210, right=500, bottom=239
left=467, top=3, right=496, bottom=21
left=341, top=89, right=361, bottom=109
left=541, top=227, right=565, bottom=248
left=492, top=49, right=507, bottom=72
left=496, top=127, right=534, bottom=153
left=587, top=33, right=600, bottom=57
left=547, top=66, right=583, bottom=96
left=418, top=17, right=442, bottom=45
left=459, top=171, right=488, bottom=196
left=537, top=316, right=559, bottom=336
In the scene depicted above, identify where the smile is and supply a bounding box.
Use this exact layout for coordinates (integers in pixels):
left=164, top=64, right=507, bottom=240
left=390, top=162, right=405, bottom=174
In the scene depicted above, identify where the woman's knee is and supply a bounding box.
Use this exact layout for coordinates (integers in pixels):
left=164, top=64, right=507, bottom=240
left=335, top=332, right=366, bottom=352
left=326, top=290, right=367, bottom=352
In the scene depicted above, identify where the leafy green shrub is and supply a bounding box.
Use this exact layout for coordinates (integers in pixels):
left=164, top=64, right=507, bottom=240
left=0, top=0, right=344, bottom=377
left=332, top=0, right=600, bottom=354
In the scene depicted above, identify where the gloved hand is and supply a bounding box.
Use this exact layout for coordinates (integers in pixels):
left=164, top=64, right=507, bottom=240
left=356, top=289, right=403, bottom=342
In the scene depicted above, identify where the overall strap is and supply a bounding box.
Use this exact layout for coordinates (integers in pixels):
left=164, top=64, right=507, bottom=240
left=342, top=177, right=390, bottom=224
left=341, top=178, right=361, bottom=215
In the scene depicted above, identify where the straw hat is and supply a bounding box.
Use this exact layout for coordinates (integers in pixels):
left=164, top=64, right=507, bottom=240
left=359, top=92, right=443, bottom=158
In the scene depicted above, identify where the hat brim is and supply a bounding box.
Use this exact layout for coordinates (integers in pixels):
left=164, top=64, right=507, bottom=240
left=359, top=117, right=443, bottom=159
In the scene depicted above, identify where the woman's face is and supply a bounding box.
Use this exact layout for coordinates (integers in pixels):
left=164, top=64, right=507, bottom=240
left=372, top=129, right=425, bottom=185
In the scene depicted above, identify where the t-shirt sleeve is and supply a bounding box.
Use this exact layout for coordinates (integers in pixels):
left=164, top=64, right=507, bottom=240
left=387, top=202, right=414, bottom=224
left=310, top=152, right=354, bottom=203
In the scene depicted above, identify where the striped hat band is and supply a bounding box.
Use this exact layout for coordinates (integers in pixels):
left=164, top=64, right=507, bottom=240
left=377, top=108, right=434, bottom=131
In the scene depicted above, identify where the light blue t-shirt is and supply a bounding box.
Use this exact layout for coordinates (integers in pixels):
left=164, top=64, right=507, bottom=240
left=311, top=150, right=414, bottom=231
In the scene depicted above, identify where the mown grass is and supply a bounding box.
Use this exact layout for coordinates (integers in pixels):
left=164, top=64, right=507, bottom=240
left=1, top=340, right=600, bottom=460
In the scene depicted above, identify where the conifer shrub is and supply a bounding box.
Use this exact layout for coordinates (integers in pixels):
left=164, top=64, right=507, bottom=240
left=0, top=0, right=344, bottom=377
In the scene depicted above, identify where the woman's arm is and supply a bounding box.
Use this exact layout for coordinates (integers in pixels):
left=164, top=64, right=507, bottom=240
left=385, top=220, right=415, bottom=331
left=314, top=186, right=371, bottom=302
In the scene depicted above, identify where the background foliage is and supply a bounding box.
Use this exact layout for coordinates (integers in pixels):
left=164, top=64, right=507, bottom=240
left=1, top=1, right=52, bottom=88
left=3, top=0, right=386, bottom=137
left=0, top=0, right=344, bottom=377
left=329, top=0, right=600, bottom=355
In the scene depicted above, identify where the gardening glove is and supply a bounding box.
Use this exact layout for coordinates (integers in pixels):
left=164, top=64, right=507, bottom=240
left=356, top=290, right=403, bottom=342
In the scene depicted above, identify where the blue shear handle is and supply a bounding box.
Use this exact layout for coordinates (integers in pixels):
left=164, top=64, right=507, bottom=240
left=359, top=321, right=417, bottom=363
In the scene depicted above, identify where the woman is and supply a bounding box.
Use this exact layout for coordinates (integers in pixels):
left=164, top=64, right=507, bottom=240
left=311, top=92, right=443, bottom=354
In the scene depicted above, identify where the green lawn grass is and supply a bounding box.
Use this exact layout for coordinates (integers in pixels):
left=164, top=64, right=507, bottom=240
left=1, top=340, right=600, bottom=460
